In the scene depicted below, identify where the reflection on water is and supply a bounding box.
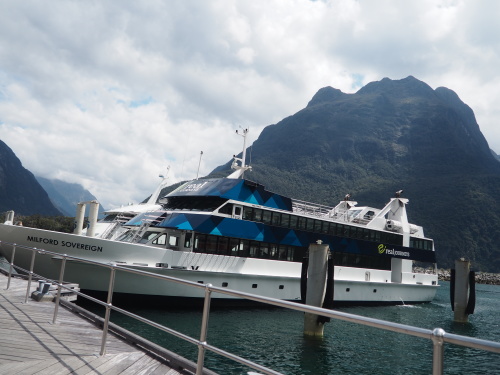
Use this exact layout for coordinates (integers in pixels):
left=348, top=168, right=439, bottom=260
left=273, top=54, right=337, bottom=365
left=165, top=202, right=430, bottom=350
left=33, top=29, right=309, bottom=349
left=78, top=282, right=500, bottom=374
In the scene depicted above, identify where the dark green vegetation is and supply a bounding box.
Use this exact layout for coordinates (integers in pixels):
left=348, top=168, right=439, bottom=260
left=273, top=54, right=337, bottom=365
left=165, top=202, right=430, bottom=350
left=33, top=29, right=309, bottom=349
left=0, top=212, right=74, bottom=233
left=209, top=76, right=500, bottom=272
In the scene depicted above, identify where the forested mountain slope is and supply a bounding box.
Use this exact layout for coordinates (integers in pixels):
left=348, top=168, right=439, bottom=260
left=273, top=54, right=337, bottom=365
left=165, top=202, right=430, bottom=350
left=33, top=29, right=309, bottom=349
left=210, top=76, right=500, bottom=271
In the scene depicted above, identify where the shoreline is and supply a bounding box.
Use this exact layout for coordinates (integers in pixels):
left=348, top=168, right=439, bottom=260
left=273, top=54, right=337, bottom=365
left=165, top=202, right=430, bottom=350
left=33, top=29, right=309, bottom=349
left=414, top=267, right=500, bottom=285
left=437, top=269, right=500, bottom=285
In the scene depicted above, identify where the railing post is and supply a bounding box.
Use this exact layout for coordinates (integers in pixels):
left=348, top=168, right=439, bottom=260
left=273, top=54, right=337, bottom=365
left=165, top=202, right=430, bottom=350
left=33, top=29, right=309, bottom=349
left=6, top=244, right=16, bottom=290
left=52, top=255, right=67, bottom=324
left=431, top=328, right=445, bottom=375
left=196, top=283, right=213, bottom=375
left=100, top=264, right=116, bottom=356
left=24, top=249, right=37, bottom=303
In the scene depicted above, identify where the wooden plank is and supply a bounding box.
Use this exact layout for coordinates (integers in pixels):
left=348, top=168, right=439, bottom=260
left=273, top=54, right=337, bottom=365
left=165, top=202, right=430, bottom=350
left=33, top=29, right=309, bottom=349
left=119, top=353, right=162, bottom=375
left=0, top=273, right=189, bottom=375
left=91, top=352, right=144, bottom=374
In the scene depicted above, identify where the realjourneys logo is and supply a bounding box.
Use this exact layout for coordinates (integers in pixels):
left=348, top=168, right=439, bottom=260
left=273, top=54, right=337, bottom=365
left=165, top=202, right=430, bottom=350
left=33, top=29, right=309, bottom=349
left=377, top=244, right=410, bottom=257
left=27, top=236, right=103, bottom=252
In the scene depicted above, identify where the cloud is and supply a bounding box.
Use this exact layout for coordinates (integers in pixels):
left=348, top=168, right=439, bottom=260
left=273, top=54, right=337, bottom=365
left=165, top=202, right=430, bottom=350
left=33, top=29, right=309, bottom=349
left=1, top=0, right=499, bottom=209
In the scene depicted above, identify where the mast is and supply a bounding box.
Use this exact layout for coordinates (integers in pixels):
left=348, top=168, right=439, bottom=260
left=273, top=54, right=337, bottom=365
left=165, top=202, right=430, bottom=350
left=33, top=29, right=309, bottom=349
left=196, top=151, right=203, bottom=180
left=228, top=128, right=252, bottom=179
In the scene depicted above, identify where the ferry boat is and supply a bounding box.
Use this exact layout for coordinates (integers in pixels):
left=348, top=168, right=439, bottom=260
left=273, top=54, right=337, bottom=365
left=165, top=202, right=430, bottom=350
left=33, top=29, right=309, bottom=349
left=0, top=131, right=438, bottom=305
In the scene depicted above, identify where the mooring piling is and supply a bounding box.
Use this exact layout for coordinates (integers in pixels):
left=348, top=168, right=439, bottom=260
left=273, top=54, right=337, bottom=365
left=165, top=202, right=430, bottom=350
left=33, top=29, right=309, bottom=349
left=303, top=241, right=330, bottom=337
left=451, top=258, right=476, bottom=323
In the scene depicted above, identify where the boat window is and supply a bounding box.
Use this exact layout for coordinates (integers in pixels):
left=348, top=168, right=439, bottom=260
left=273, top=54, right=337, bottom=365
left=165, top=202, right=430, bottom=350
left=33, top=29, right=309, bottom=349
left=102, top=214, right=118, bottom=222
left=218, top=203, right=233, bottom=215
left=281, top=214, right=290, bottom=228
left=306, top=218, right=314, bottom=231
left=253, top=209, right=263, bottom=222
left=230, top=238, right=241, bottom=255
left=168, top=235, right=179, bottom=247
left=327, top=223, right=336, bottom=235
left=194, top=234, right=207, bottom=252
left=184, top=233, right=192, bottom=248
left=152, top=233, right=167, bottom=245
left=271, top=212, right=281, bottom=226
left=297, top=217, right=306, bottom=230
left=139, top=231, right=160, bottom=244
left=260, top=243, right=270, bottom=258
left=163, top=196, right=228, bottom=211
left=206, top=236, right=218, bottom=253
left=347, top=209, right=362, bottom=221
left=270, top=245, right=279, bottom=258
left=349, top=226, right=357, bottom=239
left=116, top=229, right=136, bottom=242
left=239, top=239, right=250, bottom=257
left=314, top=220, right=323, bottom=233
left=262, top=210, right=272, bottom=225
left=249, top=241, right=260, bottom=257
left=217, top=237, right=229, bottom=255
left=363, top=210, right=375, bottom=220
left=243, top=207, right=253, bottom=221
left=361, top=228, right=370, bottom=240
left=289, top=215, right=298, bottom=229
left=279, top=245, right=288, bottom=260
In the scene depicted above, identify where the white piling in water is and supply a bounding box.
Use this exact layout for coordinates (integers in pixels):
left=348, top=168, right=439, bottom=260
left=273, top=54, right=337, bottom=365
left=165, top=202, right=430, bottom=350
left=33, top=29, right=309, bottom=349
left=303, top=241, right=330, bottom=337
left=453, top=259, right=473, bottom=323
left=73, top=202, right=86, bottom=235
left=86, top=201, right=100, bottom=237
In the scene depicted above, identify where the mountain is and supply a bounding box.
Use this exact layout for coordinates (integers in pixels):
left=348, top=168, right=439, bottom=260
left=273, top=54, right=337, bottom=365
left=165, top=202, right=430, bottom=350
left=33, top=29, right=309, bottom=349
left=35, top=177, right=105, bottom=217
left=209, top=76, right=500, bottom=272
left=492, top=150, right=500, bottom=162
left=0, top=140, right=62, bottom=216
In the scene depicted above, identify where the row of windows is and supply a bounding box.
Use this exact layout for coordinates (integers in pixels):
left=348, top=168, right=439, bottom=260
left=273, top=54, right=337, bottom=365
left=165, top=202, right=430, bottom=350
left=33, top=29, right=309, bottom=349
left=221, top=204, right=405, bottom=247
left=193, top=233, right=304, bottom=262
left=164, top=196, right=227, bottom=212
left=335, top=252, right=392, bottom=271
left=192, top=234, right=394, bottom=271
left=410, top=237, right=433, bottom=251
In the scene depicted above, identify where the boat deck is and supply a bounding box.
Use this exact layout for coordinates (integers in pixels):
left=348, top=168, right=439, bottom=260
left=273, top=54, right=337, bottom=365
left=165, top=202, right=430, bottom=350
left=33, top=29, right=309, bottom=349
left=0, top=273, right=191, bottom=375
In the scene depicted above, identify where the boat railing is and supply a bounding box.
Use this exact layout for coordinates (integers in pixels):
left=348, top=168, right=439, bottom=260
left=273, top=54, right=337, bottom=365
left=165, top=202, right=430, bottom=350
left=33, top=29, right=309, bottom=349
left=1, top=240, right=499, bottom=375
left=291, top=199, right=333, bottom=218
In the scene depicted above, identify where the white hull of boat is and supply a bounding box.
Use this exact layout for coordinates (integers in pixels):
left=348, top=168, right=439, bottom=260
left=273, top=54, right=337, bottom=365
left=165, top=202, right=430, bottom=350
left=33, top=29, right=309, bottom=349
left=0, top=224, right=437, bottom=304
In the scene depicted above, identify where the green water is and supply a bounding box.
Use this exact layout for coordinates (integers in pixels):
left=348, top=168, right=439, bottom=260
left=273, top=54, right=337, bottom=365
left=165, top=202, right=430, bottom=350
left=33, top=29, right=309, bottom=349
left=82, top=282, right=500, bottom=374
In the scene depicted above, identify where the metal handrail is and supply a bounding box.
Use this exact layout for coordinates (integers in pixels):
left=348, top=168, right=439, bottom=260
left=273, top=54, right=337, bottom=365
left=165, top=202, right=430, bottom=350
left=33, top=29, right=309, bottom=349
left=1, top=240, right=499, bottom=375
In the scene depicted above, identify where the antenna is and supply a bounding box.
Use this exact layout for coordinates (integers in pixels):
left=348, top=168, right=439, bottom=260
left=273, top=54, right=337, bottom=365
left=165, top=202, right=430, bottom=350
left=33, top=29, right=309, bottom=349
left=196, top=151, right=203, bottom=180
left=228, top=127, right=252, bottom=179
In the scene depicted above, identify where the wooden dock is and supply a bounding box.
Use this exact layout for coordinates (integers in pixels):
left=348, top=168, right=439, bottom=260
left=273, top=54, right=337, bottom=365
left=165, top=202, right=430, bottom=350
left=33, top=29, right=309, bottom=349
left=0, top=273, right=207, bottom=375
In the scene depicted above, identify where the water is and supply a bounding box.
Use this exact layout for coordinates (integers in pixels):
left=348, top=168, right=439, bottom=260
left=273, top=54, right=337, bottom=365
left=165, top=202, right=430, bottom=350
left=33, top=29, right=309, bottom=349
left=80, top=282, right=500, bottom=374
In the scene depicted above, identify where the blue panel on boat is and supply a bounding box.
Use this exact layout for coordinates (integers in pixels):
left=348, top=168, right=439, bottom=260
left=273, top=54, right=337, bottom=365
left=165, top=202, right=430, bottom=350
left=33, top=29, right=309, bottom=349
left=176, top=221, right=193, bottom=230
left=282, top=229, right=302, bottom=247
left=215, top=218, right=262, bottom=240
left=167, top=178, right=293, bottom=211
left=210, top=227, right=223, bottom=236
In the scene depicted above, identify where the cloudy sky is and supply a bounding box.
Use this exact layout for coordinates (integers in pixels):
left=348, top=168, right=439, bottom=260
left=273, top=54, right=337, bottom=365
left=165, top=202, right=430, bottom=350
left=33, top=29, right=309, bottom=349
left=1, top=0, right=499, bottom=209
